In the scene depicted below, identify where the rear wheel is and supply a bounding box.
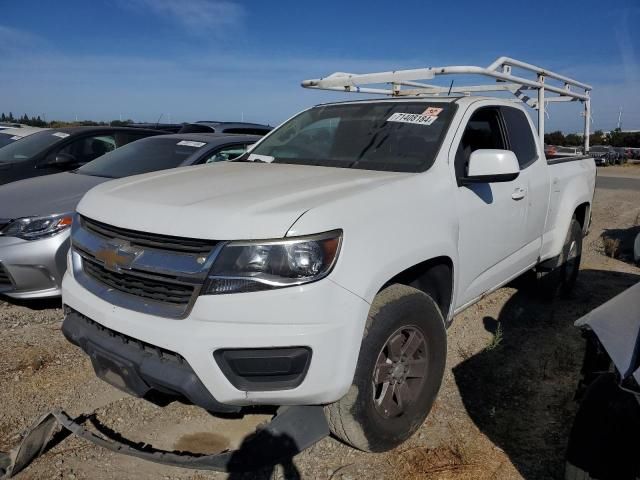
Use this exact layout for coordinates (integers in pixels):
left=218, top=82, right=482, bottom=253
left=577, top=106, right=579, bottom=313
left=325, top=284, right=447, bottom=452
left=539, top=217, right=582, bottom=299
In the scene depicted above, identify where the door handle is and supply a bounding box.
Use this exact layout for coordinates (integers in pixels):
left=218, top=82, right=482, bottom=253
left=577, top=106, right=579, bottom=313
left=511, top=187, right=527, bottom=200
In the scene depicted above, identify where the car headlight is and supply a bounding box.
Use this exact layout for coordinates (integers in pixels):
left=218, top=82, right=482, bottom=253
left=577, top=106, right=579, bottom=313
left=1, top=213, right=73, bottom=240
left=203, top=230, right=342, bottom=294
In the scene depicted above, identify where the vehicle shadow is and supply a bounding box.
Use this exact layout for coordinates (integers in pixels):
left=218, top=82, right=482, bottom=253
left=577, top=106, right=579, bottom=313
left=453, top=269, right=640, bottom=480
left=0, top=294, right=61, bottom=311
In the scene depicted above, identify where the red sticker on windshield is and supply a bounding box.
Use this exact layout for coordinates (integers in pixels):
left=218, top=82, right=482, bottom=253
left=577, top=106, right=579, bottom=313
left=422, top=107, right=443, bottom=116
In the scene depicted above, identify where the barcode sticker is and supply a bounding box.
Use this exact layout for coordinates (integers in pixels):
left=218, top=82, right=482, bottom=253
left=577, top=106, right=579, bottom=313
left=387, top=113, right=438, bottom=126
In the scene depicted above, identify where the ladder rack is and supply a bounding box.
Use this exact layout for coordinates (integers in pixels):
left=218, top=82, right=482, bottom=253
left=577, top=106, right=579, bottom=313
left=301, top=56, right=593, bottom=151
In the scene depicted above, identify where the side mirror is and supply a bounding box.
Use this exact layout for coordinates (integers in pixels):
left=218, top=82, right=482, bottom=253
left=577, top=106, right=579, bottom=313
left=462, top=149, right=520, bottom=184
left=46, top=153, right=77, bottom=168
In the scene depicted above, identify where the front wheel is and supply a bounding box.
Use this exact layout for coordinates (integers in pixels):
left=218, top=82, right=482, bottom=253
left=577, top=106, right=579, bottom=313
left=325, top=284, right=447, bottom=452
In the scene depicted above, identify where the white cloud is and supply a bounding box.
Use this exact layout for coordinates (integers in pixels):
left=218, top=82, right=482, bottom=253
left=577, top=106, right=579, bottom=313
left=0, top=25, right=49, bottom=54
left=121, top=0, right=245, bottom=33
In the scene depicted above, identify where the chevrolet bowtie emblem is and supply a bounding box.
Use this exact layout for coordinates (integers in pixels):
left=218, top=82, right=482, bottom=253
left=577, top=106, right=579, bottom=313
left=95, top=240, right=143, bottom=272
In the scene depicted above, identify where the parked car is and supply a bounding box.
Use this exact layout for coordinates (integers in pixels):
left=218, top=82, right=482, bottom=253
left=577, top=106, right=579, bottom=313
left=0, top=126, right=164, bottom=186
left=566, top=282, right=640, bottom=479
left=0, top=133, right=259, bottom=299
left=554, top=146, right=582, bottom=157
left=544, top=144, right=557, bottom=157
left=178, top=121, right=272, bottom=135
left=613, top=147, right=628, bottom=165
left=590, top=145, right=616, bottom=166
left=62, top=93, right=596, bottom=452
left=0, top=126, right=48, bottom=149
left=127, top=122, right=184, bottom=133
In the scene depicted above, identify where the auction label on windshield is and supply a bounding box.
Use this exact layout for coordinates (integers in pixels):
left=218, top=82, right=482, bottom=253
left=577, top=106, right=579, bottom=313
left=52, top=132, right=70, bottom=138
left=387, top=112, right=438, bottom=126
left=177, top=140, right=206, bottom=147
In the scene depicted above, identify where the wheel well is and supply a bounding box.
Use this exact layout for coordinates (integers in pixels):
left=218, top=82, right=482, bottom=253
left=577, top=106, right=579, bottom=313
left=574, top=202, right=590, bottom=231
left=381, top=257, right=454, bottom=319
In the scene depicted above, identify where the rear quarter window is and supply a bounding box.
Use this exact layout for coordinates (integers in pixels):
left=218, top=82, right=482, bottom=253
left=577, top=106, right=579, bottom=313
left=501, top=107, right=538, bottom=168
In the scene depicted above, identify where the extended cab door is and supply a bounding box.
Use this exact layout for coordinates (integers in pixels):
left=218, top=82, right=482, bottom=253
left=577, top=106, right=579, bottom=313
left=452, top=105, right=532, bottom=308
left=500, top=106, right=550, bottom=266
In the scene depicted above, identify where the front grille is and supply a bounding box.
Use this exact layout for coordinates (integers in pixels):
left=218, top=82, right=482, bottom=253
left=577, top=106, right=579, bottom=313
left=82, top=256, right=194, bottom=305
left=80, top=215, right=217, bottom=255
left=0, top=264, right=12, bottom=286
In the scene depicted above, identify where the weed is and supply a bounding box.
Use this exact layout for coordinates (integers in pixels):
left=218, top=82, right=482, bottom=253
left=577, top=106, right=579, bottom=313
left=485, top=323, right=503, bottom=351
left=603, top=237, right=621, bottom=258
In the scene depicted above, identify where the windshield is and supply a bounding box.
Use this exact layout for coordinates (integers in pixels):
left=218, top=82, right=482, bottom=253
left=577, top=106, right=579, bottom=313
left=249, top=102, right=456, bottom=172
left=0, top=132, right=18, bottom=149
left=76, top=137, right=206, bottom=178
left=0, top=131, right=65, bottom=163
left=591, top=146, right=608, bottom=152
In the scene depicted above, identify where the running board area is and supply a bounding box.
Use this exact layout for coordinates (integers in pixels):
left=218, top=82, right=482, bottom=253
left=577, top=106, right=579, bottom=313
left=0, top=405, right=329, bottom=478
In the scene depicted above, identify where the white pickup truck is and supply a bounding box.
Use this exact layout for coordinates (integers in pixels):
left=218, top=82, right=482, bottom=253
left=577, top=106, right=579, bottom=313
left=61, top=58, right=596, bottom=454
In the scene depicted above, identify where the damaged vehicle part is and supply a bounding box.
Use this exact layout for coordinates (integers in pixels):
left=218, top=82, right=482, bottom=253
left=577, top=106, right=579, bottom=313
left=0, top=405, right=329, bottom=478
left=566, top=282, right=640, bottom=480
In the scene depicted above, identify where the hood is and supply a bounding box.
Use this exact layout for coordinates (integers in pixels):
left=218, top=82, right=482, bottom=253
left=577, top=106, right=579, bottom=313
left=78, top=162, right=411, bottom=239
left=0, top=172, right=108, bottom=219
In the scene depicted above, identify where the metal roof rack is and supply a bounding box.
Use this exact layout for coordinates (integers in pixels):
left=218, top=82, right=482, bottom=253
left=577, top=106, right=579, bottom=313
left=302, top=56, right=593, bottom=150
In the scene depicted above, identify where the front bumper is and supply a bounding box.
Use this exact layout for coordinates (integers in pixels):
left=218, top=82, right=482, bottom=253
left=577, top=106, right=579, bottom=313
left=62, top=270, right=370, bottom=407
left=0, top=231, right=69, bottom=299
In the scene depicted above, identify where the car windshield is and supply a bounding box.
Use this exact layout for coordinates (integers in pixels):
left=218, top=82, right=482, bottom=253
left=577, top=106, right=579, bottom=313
left=75, top=137, right=207, bottom=178
left=249, top=102, right=456, bottom=172
left=0, top=132, right=18, bottom=148
left=0, top=130, right=64, bottom=163
left=591, top=146, right=608, bottom=152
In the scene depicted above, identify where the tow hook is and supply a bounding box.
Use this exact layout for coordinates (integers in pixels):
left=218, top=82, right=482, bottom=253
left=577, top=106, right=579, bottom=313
left=0, top=405, right=329, bottom=478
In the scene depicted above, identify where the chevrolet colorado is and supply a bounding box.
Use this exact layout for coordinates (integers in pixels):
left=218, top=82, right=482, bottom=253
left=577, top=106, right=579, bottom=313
left=60, top=58, right=597, bottom=453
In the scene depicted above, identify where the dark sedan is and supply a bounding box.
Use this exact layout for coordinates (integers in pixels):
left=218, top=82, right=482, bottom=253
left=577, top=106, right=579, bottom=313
left=0, top=126, right=163, bottom=185
left=0, top=133, right=260, bottom=299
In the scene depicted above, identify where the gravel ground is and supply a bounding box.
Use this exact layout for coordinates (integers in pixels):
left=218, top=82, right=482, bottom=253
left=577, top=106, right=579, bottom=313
left=1, top=165, right=639, bottom=480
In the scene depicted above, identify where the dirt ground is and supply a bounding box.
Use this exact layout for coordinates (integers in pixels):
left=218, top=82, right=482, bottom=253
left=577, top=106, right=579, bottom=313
left=1, top=165, right=639, bottom=480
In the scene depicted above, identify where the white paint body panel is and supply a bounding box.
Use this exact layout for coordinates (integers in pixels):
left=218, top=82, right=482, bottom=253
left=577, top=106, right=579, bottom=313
left=64, top=96, right=596, bottom=406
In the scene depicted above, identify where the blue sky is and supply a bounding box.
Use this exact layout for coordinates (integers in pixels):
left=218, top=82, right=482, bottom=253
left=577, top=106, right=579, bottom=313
left=1, top=0, right=638, bottom=132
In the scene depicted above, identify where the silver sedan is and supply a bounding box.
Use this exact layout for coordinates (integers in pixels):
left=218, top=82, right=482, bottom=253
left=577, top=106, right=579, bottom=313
left=0, top=133, right=261, bottom=299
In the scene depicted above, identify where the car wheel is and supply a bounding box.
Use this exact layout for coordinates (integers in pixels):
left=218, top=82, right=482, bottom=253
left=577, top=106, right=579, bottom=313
left=324, top=284, right=447, bottom=452
left=539, top=217, right=583, bottom=299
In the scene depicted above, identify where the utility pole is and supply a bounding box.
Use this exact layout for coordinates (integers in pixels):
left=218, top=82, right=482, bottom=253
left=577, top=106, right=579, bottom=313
left=617, top=107, right=622, bottom=130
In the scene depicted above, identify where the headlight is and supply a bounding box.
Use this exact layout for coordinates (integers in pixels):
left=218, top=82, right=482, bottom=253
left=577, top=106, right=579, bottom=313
left=203, top=230, right=342, bottom=294
left=1, top=213, right=73, bottom=240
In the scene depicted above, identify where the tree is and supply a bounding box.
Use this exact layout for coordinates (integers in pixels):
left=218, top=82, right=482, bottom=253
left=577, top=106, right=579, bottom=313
left=544, top=130, right=565, bottom=145
left=564, top=134, right=582, bottom=146
left=589, top=130, right=605, bottom=146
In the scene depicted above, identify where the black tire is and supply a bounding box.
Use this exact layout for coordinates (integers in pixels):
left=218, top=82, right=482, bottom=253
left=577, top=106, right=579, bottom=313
left=565, top=373, right=640, bottom=480
left=324, top=284, right=447, bottom=452
left=539, top=217, right=583, bottom=299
